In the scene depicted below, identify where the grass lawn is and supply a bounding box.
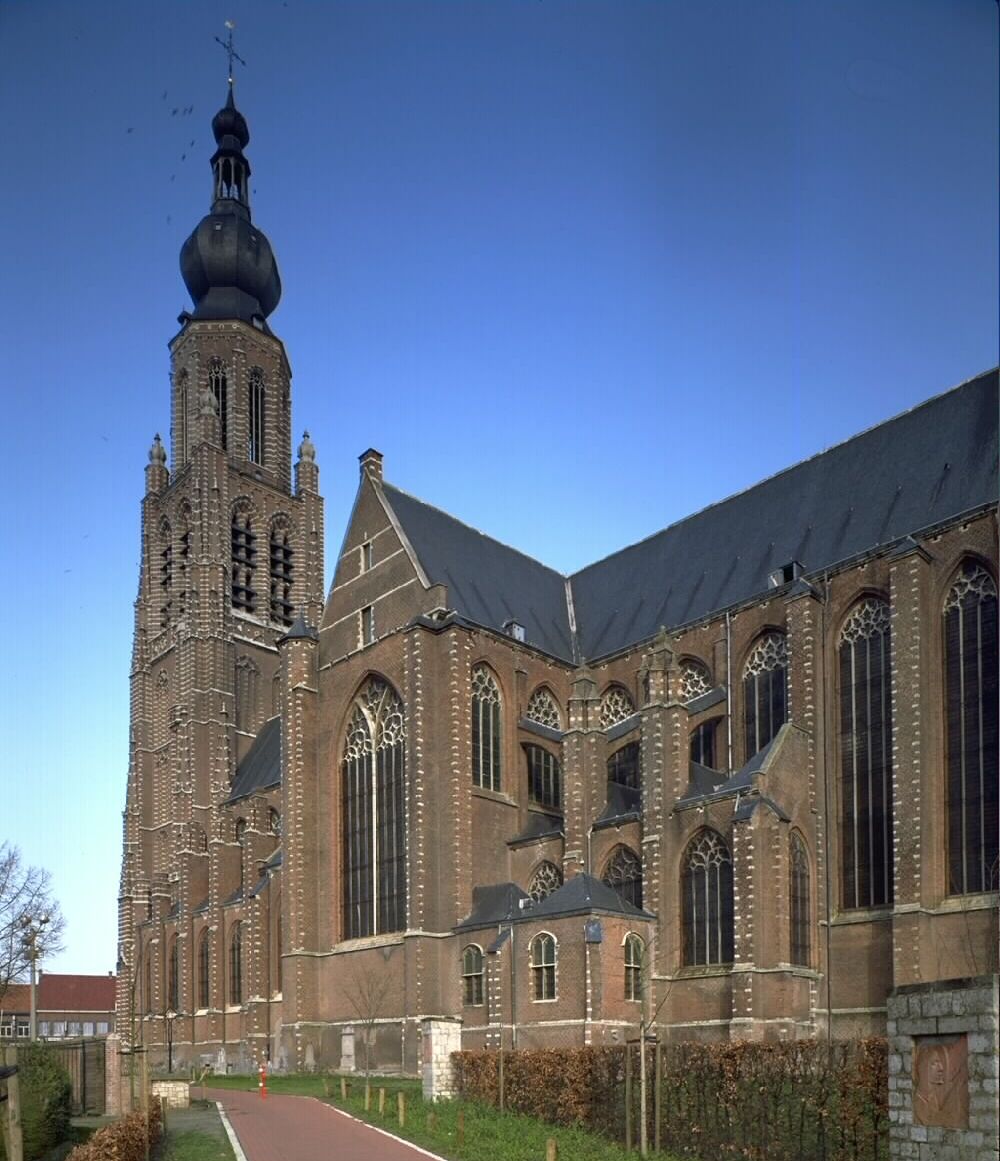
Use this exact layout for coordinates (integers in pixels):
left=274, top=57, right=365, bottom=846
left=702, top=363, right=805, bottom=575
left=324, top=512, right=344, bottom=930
left=158, top=1130, right=235, bottom=1160
left=203, top=1073, right=686, bottom=1161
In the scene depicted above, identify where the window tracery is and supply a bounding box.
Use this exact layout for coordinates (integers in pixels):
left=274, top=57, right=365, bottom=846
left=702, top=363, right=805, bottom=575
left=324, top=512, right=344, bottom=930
left=682, top=829, right=734, bottom=966
left=678, top=659, right=712, bottom=702
left=602, top=844, right=643, bottom=909
left=471, top=666, right=502, bottom=791
left=229, top=922, right=243, bottom=1005
left=462, top=945, right=484, bottom=1006
left=525, top=688, right=562, bottom=730
left=624, top=933, right=643, bottom=1002
left=600, top=686, right=635, bottom=729
left=528, top=860, right=563, bottom=902
left=530, top=933, right=556, bottom=1000
left=743, top=631, right=788, bottom=757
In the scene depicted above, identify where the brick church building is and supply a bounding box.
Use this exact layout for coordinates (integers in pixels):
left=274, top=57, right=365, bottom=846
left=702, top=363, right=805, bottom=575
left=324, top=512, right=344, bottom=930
left=118, top=84, right=998, bottom=1073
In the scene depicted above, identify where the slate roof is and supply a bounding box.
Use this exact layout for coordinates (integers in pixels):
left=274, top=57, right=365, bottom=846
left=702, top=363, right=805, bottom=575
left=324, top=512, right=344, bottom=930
left=226, top=716, right=281, bottom=803
left=379, top=370, right=997, bottom=663
left=455, top=883, right=531, bottom=931
left=521, top=873, right=654, bottom=921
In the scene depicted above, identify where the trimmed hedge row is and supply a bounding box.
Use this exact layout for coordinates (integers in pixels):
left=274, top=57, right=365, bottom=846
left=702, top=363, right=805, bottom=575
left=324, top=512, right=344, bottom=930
left=0, top=1044, right=72, bottom=1161
left=65, top=1100, right=163, bottom=1161
left=454, top=1039, right=888, bottom=1161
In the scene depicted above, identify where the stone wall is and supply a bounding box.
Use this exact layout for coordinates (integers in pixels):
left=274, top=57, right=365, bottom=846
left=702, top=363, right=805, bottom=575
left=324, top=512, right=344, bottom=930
left=151, top=1079, right=190, bottom=1109
left=421, top=1018, right=462, bottom=1101
left=887, top=976, right=998, bottom=1161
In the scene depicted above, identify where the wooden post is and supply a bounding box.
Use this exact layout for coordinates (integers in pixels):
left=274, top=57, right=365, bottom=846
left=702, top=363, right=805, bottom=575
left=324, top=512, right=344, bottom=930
left=545, top=1138, right=558, bottom=1161
left=364, top=1083, right=371, bottom=1111
left=457, top=1108, right=465, bottom=1146
left=3, top=1047, right=24, bottom=1161
left=427, top=1109, right=436, bottom=1133
left=378, top=1087, right=386, bottom=1114
left=340, top=1076, right=347, bottom=1100
left=397, top=1091, right=406, bottom=1127
left=651, top=1042, right=661, bottom=1153
left=625, top=1045, right=632, bottom=1152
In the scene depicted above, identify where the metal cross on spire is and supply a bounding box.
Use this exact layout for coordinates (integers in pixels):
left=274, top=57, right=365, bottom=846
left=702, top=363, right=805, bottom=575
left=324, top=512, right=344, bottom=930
left=215, top=20, right=246, bottom=87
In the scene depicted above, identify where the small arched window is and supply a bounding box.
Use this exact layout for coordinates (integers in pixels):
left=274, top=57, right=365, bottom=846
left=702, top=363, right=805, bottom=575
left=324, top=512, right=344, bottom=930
left=462, top=945, right=484, bottom=1006
left=682, top=829, right=734, bottom=966
left=209, top=359, right=228, bottom=449
left=944, top=562, right=999, bottom=895
left=530, top=933, right=556, bottom=1000
left=247, top=366, right=265, bottom=464
left=743, top=632, right=788, bottom=757
left=525, top=688, right=562, bottom=730
left=229, top=922, right=243, bottom=1006
left=600, top=686, right=635, bottom=729
left=839, top=598, right=892, bottom=908
left=269, top=519, right=294, bottom=626
left=525, top=745, right=561, bottom=810
left=528, top=860, right=563, bottom=902
left=790, top=832, right=810, bottom=967
left=231, top=504, right=257, bottom=613
left=603, top=844, right=643, bottom=909
left=607, top=742, right=640, bottom=790
left=678, top=659, right=712, bottom=702
left=624, top=933, right=643, bottom=1002
left=471, top=666, right=502, bottom=791
left=167, top=937, right=179, bottom=1012
left=197, top=930, right=210, bottom=1009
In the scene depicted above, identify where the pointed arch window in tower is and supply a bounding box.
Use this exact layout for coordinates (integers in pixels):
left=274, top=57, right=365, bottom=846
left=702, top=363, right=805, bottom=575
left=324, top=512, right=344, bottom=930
left=229, top=922, right=243, bottom=1006
left=177, top=368, right=189, bottom=463
left=944, top=562, right=999, bottom=895
left=269, top=521, right=294, bottom=626
left=177, top=506, right=191, bottom=616
left=231, top=506, right=257, bottom=612
left=209, top=359, right=228, bottom=450
left=197, top=930, right=210, bottom=1009
left=167, top=937, right=179, bottom=1012
left=248, top=367, right=265, bottom=465
left=744, top=632, right=788, bottom=757
left=342, top=679, right=407, bottom=939
left=790, top=832, right=810, bottom=967
left=159, top=520, right=173, bottom=628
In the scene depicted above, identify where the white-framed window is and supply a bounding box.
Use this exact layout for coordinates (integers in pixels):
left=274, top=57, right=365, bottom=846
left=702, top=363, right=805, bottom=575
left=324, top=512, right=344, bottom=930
left=462, top=945, right=485, bottom=1006
left=97, top=1021, right=109, bottom=1035
left=68, top=1021, right=81, bottom=1037
left=17, top=1020, right=30, bottom=1038
left=361, top=605, right=375, bottom=646
left=83, top=1022, right=95, bottom=1038
left=624, top=932, right=644, bottom=1002
left=530, top=932, right=557, bottom=1001
left=39, top=1021, right=50, bottom=1038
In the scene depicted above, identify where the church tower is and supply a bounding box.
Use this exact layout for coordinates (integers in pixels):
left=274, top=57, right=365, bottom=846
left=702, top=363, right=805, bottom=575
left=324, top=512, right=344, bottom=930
left=117, top=78, right=324, bottom=1059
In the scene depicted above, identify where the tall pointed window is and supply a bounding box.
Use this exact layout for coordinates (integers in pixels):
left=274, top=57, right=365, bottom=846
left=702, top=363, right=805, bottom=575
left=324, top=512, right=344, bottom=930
left=209, top=359, right=228, bottom=450
left=269, top=521, right=294, bottom=626
left=471, top=666, right=502, bottom=791
left=608, top=742, right=640, bottom=790
left=197, top=930, right=210, bottom=1009
left=690, top=720, right=718, bottom=768
left=624, top=933, right=643, bottom=1002
left=248, top=366, right=265, bottom=465
left=167, top=937, right=179, bottom=1012
left=177, top=505, right=191, bottom=616
left=530, top=933, right=557, bottom=1000
left=839, top=598, right=892, bottom=908
left=682, top=829, right=734, bottom=966
left=177, top=368, right=189, bottom=463
left=526, top=745, right=561, bottom=810
left=159, top=519, right=173, bottom=628
left=528, top=860, right=563, bottom=902
left=602, top=844, right=643, bottom=909
left=789, top=832, right=810, bottom=967
left=945, top=562, right=999, bottom=895
left=231, top=504, right=257, bottom=612
left=743, top=632, right=788, bottom=757
left=462, top=945, right=484, bottom=1006
left=342, top=678, right=407, bottom=939
left=229, top=922, right=243, bottom=1005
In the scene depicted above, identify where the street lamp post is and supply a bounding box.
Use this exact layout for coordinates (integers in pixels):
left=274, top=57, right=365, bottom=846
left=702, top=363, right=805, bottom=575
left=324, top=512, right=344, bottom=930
left=20, top=914, right=50, bottom=1041
left=166, top=1011, right=176, bottom=1074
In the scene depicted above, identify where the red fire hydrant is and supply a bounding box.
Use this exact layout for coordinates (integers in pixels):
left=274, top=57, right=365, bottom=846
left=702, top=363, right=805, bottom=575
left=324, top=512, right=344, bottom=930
left=259, top=1064, right=267, bottom=1100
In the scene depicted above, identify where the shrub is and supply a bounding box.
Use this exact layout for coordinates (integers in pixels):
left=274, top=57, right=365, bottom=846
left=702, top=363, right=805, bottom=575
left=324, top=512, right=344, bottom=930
left=0, top=1044, right=73, bottom=1161
left=65, top=1100, right=162, bottom=1161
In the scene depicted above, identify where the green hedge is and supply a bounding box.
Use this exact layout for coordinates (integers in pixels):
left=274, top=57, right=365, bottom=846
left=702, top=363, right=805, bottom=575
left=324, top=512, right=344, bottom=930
left=0, top=1044, right=73, bottom=1161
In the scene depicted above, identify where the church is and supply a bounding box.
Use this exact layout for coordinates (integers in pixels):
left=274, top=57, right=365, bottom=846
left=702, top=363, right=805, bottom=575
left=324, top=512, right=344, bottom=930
left=117, top=83, right=998, bottom=1074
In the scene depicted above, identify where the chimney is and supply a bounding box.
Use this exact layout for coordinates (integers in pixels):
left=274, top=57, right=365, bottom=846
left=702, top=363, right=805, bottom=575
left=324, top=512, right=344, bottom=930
left=359, top=448, right=383, bottom=484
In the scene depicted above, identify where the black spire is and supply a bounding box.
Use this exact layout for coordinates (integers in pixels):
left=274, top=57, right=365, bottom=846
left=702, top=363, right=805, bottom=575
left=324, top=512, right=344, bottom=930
left=178, top=85, right=282, bottom=329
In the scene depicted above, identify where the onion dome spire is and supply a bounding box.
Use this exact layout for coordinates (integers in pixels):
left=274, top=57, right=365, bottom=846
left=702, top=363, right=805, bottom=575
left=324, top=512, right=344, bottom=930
left=178, top=82, right=282, bottom=330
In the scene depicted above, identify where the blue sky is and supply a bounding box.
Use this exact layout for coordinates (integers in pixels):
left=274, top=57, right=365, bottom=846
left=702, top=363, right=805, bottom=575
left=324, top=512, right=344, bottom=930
left=1, top=1, right=996, bottom=975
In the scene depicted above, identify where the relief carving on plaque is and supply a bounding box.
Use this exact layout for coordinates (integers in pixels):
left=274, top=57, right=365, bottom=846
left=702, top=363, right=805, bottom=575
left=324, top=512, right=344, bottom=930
left=913, top=1034, right=968, bottom=1129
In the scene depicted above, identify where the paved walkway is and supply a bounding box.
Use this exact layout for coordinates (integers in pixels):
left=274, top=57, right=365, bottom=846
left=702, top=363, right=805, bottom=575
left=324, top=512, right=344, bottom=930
left=205, top=1087, right=446, bottom=1161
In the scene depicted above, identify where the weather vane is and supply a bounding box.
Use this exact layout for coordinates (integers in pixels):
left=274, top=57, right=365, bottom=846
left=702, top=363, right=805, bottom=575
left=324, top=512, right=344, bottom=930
left=215, top=20, right=246, bottom=87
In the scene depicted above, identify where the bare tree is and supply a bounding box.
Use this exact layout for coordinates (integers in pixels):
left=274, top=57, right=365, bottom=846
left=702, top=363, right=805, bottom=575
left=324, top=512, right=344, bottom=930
left=344, top=965, right=392, bottom=1090
left=0, top=842, right=66, bottom=1001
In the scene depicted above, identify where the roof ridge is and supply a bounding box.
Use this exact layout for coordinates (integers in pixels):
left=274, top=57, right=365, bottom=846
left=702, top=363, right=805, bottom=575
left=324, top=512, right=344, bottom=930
left=570, top=366, right=998, bottom=580
left=382, top=480, right=567, bottom=579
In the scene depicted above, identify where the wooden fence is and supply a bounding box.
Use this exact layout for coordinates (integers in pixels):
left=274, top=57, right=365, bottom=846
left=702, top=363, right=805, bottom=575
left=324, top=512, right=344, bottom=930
left=46, top=1039, right=106, bottom=1115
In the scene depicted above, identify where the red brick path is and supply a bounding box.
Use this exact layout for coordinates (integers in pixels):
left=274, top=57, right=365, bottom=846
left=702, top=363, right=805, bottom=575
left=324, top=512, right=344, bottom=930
left=206, top=1087, right=445, bottom=1161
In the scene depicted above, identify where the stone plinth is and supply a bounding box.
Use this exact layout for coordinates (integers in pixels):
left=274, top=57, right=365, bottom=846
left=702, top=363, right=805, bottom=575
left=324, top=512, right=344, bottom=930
left=151, top=1079, right=190, bottom=1109
left=421, top=1017, right=462, bottom=1101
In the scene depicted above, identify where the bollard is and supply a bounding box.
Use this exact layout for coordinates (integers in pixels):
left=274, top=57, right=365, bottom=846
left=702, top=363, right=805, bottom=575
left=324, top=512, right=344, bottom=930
left=427, top=1110, right=436, bottom=1133
left=378, top=1087, right=386, bottom=1114
left=364, top=1083, right=371, bottom=1111
left=258, top=1064, right=267, bottom=1100
left=546, top=1138, right=558, bottom=1161
left=397, top=1091, right=406, bottom=1127
left=340, top=1076, right=347, bottom=1100
left=457, top=1108, right=465, bottom=1146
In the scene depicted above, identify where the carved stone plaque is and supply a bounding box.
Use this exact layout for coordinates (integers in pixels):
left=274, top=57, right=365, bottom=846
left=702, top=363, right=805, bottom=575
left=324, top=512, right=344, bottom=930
left=913, top=1034, right=968, bottom=1128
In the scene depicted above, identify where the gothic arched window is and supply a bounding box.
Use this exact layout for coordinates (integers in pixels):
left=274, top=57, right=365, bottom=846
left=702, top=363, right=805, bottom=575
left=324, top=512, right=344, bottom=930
left=462, top=945, right=484, bottom=1006
left=158, top=519, right=173, bottom=629
left=525, top=745, right=561, bottom=810
left=608, top=742, right=640, bottom=790
left=229, top=922, right=243, bottom=1005
left=209, top=359, right=228, bottom=449
left=682, top=829, right=734, bottom=966
left=197, top=930, right=210, bottom=1009
left=525, top=687, right=562, bottom=730
left=603, top=844, right=643, bottom=909
left=743, top=632, right=788, bottom=757
left=235, top=656, right=260, bottom=732
left=839, top=598, right=892, bottom=909
left=624, top=933, right=643, bottom=1002
left=600, top=685, right=635, bottom=729
left=248, top=366, right=265, bottom=465
left=176, top=368, right=189, bottom=463
left=679, top=659, right=713, bottom=702
left=342, top=678, right=407, bottom=939
left=530, top=933, right=557, bottom=1000
left=231, top=504, right=257, bottom=613
left=528, top=860, right=563, bottom=902
left=790, top=832, right=811, bottom=967
left=471, top=666, right=502, bottom=792
left=177, top=504, right=192, bottom=616
left=167, top=937, right=179, bottom=1012
left=690, top=719, right=718, bottom=768
left=269, top=519, right=294, bottom=626
left=944, top=562, right=999, bottom=895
